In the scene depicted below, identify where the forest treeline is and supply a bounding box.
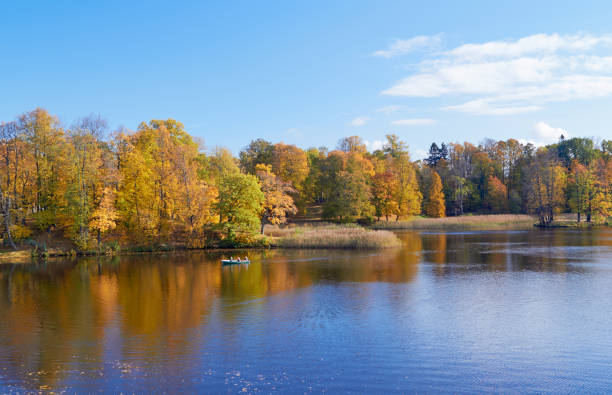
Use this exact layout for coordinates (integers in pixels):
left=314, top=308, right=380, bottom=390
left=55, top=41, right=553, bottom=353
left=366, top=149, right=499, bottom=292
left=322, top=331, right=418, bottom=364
left=0, top=108, right=611, bottom=250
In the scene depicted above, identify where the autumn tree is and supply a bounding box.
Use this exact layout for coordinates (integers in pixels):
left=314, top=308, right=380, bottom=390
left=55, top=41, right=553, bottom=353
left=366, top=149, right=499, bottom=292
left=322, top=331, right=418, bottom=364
left=116, top=119, right=215, bottom=243
left=271, top=143, right=308, bottom=192
left=256, top=164, right=297, bottom=233
left=568, top=160, right=591, bottom=222
left=63, top=115, right=108, bottom=247
left=19, top=108, right=66, bottom=230
left=301, top=147, right=326, bottom=204
left=208, top=147, right=240, bottom=182
left=424, top=170, right=445, bottom=218
left=0, top=122, right=20, bottom=248
left=89, top=186, right=118, bottom=246
left=384, top=135, right=421, bottom=220
left=527, top=148, right=567, bottom=225
left=371, top=159, right=396, bottom=221
left=484, top=175, right=508, bottom=213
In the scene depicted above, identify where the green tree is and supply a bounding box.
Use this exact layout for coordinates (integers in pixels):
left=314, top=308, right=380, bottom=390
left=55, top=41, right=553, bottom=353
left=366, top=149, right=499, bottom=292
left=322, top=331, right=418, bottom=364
left=216, top=172, right=264, bottom=241
left=239, top=139, right=274, bottom=174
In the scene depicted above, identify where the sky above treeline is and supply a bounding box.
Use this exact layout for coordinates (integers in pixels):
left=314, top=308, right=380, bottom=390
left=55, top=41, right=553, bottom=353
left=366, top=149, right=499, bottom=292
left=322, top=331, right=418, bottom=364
left=2, top=0, right=612, bottom=159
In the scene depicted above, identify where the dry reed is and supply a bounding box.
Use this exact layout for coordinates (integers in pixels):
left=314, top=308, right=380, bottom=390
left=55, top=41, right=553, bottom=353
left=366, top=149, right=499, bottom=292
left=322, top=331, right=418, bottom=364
left=371, top=214, right=536, bottom=230
left=265, top=223, right=401, bottom=249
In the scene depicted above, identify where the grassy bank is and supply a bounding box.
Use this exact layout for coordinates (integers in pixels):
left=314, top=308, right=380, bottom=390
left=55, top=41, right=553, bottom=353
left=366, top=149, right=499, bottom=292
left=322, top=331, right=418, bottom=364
left=265, top=223, right=401, bottom=249
left=371, top=214, right=536, bottom=231
left=0, top=250, right=34, bottom=264
left=537, top=213, right=611, bottom=228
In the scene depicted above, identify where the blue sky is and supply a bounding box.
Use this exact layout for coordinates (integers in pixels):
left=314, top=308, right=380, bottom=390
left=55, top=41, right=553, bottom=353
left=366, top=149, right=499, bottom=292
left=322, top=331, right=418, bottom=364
left=2, top=1, right=612, bottom=158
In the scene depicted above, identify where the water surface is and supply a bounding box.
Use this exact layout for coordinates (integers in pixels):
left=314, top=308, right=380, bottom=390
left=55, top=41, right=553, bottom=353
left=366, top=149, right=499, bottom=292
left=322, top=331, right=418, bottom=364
left=1, top=229, right=612, bottom=393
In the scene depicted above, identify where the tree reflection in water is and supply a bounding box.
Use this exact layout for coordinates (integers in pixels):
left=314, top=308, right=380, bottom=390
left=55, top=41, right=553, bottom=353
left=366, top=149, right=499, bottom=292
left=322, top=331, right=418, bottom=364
left=0, top=228, right=611, bottom=392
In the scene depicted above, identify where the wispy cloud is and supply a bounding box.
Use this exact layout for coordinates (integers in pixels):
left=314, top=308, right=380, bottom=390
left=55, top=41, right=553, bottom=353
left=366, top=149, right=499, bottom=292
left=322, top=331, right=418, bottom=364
left=391, top=118, right=436, bottom=126
left=350, top=116, right=370, bottom=126
left=376, top=105, right=405, bottom=114
left=447, top=33, right=612, bottom=60
left=445, top=100, right=542, bottom=115
left=372, top=34, right=442, bottom=58
left=381, top=33, right=612, bottom=115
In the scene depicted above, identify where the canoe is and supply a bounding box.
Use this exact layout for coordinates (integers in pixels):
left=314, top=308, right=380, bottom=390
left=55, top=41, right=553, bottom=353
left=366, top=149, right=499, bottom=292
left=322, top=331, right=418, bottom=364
left=221, top=259, right=250, bottom=265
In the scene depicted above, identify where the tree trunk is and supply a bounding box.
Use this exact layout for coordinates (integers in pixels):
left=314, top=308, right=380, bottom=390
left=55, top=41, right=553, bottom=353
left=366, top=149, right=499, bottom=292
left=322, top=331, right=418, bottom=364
left=4, top=208, right=16, bottom=250
left=0, top=190, right=16, bottom=250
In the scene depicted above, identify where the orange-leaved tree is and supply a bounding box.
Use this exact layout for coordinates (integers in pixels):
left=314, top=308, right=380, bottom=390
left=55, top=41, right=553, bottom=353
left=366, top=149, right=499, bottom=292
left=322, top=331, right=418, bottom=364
left=425, top=170, right=446, bottom=218
left=256, top=164, right=297, bottom=233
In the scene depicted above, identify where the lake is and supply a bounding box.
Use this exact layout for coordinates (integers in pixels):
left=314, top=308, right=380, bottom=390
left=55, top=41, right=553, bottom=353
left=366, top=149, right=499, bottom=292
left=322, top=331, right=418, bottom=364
left=1, top=229, right=612, bottom=393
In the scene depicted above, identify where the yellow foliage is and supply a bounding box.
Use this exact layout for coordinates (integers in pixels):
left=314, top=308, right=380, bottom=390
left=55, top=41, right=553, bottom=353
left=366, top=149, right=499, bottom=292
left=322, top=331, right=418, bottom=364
left=425, top=171, right=446, bottom=218
left=10, top=224, right=32, bottom=241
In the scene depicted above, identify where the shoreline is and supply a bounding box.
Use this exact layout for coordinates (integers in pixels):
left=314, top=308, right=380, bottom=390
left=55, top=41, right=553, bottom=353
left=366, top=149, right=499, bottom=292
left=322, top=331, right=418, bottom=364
left=2, top=216, right=609, bottom=264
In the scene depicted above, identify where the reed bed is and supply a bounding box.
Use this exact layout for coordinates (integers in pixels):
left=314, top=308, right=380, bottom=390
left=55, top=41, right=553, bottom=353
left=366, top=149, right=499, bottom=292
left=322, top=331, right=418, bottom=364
left=265, top=223, right=401, bottom=249
left=371, top=214, right=536, bottom=230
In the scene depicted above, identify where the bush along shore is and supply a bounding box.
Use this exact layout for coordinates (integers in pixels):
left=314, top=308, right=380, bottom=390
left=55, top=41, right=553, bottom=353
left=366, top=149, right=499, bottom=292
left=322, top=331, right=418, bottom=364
left=0, top=223, right=400, bottom=264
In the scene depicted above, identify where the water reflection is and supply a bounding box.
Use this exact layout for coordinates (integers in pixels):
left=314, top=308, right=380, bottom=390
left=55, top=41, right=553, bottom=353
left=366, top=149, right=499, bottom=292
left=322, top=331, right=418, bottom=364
left=416, top=229, right=612, bottom=275
left=0, top=228, right=611, bottom=392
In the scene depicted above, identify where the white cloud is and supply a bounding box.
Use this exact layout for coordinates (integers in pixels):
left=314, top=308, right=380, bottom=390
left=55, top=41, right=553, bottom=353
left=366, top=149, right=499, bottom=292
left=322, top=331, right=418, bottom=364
left=447, top=33, right=612, bottom=60
left=384, top=56, right=560, bottom=97
left=372, top=34, right=442, bottom=58
left=391, top=118, right=436, bottom=126
left=365, top=139, right=384, bottom=151
left=445, top=100, right=542, bottom=115
left=533, top=121, right=569, bottom=144
left=350, top=116, right=370, bottom=126
left=376, top=105, right=405, bottom=114
left=381, top=32, right=612, bottom=115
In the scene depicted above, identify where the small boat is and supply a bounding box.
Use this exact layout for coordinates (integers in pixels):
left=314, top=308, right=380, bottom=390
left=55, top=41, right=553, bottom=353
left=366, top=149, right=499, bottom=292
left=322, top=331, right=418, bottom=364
left=221, top=259, right=250, bottom=265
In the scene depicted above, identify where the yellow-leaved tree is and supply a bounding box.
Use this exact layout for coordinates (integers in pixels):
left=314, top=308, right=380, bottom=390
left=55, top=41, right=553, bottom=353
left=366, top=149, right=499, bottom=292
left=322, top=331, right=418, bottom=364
left=384, top=135, right=422, bottom=221
left=425, top=170, right=446, bottom=218
left=255, top=164, right=297, bottom=233
left=89, top=186, right=118, bottom=246
left=528, top=148, right=567, bottom=226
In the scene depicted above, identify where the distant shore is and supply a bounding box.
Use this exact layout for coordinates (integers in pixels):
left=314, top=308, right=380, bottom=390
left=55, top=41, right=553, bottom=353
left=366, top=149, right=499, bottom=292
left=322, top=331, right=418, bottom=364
left=2, top=214, right=610, bottom=264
